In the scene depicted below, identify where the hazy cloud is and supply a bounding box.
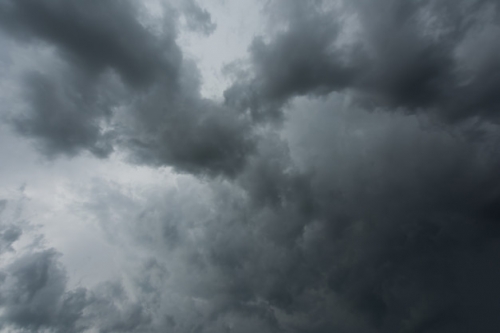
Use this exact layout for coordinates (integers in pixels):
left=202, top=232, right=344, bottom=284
left=181, top=0, right=217, bottom=35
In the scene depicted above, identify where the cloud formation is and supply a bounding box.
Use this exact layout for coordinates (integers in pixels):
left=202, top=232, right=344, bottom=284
left=0, top=0, right=253, bottom=177
left=225, top=0, right=500, bottom=123
left=1, top=0, right=500, bottom=332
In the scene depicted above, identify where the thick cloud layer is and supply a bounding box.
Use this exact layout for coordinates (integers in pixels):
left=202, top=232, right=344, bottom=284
left=5, top=99, right=500, bottom=332
left=225, top=0, right=500, bottom=123
left=0, top=0, right=253, bottom=176
left=1, top=0, right=500, bottom=332
left=0, top=0, right=179, bottom=86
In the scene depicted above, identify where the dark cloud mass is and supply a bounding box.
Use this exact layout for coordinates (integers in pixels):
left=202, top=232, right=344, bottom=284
left=2, top=0, right=500, bottom=332
left=0, top=0, right=179, bottom=86
left=225, top=0, right=500, bottom=123
left=0, top=0, right=253, bottom=176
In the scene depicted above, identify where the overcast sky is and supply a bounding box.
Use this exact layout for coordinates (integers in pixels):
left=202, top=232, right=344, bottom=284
left=1, top=0, right=500, bottom=332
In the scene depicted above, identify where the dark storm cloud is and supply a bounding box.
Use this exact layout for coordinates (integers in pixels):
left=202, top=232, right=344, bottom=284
left=225, top=0, right=500, bottom=123
left=76, top=96, right=500, bottom=332
left=179, top=100, right=500, bottom=332
left=122, top=86, right=255, bottom=177
left=0, top=0, right=254, bottom=177
left=274, top=98, right=500, bottom=331
left=224, top=1, right=359, bottom=121
left=2, top=0, right=500, bottom=332
left=12, top=70, right=117, bottom=158
left=4, top=96, right=500, bottom=332
left=0, top=0, right=180, bottom=87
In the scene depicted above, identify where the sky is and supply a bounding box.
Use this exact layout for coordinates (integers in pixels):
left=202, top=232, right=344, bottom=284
left=1, top=0, right=500, bottom=332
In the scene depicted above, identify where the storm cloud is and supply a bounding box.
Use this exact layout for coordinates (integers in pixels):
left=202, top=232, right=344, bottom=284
left=1, top=0, right=500, bottom=332
left=225, top=0, right=500, bottom=123
left=0, top=0, right=253, bottom=176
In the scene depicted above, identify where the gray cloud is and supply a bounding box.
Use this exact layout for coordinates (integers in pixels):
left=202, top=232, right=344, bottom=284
left=0, top=0, right=253, bottom=177
left=225, top=0, right=500, bottom=123
left=2, top=0, right=500, bottom=332
left=0, top=199, right=152, bottom=333
left=0, top=0, right=179, bottom=87
left=0, top=249, right=152, bottom=333
left=0, top=199, right=22, bottom=255
left=0, top=249, right=82, bottom=332
left=181, top=0, right=217, bottom=35
left=3, top=96, right=500, bottom=332
left=66, top=97, right=500, bottom=332
left=276, top=97, right=500, bottom=331
left=12, top=70, right=117, bottom=158
left=120, top=80, right=255, bottom=177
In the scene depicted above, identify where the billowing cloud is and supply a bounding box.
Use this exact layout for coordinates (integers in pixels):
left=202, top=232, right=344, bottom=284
left=1, top=0, right=500, bottom=332
left=0, top=197, right=153, bottom=333
left=0, top=0, right=179, bottom=87
left=0, top=0, right=253, bottom=177
left=225, top=0, right=500, bottom=123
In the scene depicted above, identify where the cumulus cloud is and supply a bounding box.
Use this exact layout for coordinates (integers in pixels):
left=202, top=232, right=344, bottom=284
left=1, top=0, right=500, bottom=332
left=225, top=0, right=500, bottom=123
left=0, top=0, right=179, bottom=87
left=47, top=99, right=499, bottom=332
left=0, top=198, right=152, bottom=333
left=0, top=0, right=253, bottom=177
